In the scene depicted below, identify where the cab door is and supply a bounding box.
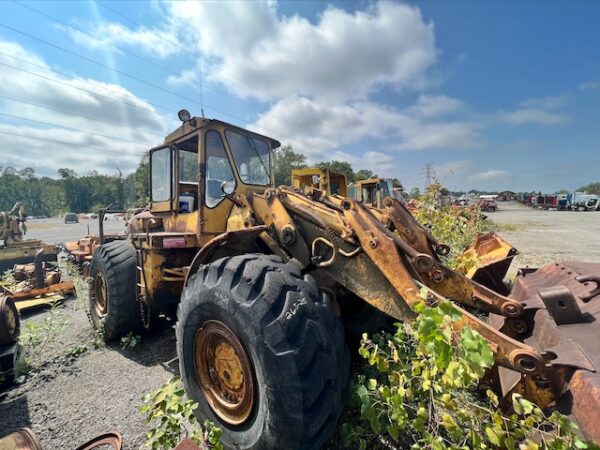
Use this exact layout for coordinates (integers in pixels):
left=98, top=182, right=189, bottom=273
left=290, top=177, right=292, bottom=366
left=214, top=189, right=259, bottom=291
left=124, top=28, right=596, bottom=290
left=149, top=146, right=174, bottom=213
left=198, top=129, right=237, bottom=244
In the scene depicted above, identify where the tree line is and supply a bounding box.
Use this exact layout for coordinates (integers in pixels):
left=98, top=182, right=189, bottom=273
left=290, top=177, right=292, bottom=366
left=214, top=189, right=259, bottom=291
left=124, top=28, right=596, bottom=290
left=0, top=154, right=149, bottom=217
left=12, top=145, right=596, bottom=217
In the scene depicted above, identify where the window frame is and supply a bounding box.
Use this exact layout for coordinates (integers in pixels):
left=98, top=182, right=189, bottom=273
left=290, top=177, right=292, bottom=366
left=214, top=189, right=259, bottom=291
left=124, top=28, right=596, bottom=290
left=204, top=130, right=236, bottom=210
left=224, top=128, right=272, bottom=187
left=149, top=145, right=173, bottom=208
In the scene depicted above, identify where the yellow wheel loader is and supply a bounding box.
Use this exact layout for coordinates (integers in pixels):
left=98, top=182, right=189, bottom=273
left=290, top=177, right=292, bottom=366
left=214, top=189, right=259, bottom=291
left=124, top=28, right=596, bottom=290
left=90, top=112, right=600, bottom=448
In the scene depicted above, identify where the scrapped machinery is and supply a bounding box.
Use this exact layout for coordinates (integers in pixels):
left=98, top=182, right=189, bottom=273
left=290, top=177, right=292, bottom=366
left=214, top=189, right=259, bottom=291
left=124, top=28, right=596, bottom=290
left=460, top=232, right=517, bottom=295
left=0, top=203, right=59, bottom=273
left=291, top=167, right=348, bottom=196
left=1, top=250, right=75, bottom=312
left=89, top=112, right=600, bottom=449
left=64, top=209, right=127, bottom=276
left=349, top=177, right=404, bottom=209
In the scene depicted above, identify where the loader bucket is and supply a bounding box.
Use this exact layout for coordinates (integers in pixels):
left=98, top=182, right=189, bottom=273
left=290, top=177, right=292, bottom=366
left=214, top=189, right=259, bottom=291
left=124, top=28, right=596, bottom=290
left=491, top=261, right=600, bottom=443
left=462, top=232, right=517, bottom=294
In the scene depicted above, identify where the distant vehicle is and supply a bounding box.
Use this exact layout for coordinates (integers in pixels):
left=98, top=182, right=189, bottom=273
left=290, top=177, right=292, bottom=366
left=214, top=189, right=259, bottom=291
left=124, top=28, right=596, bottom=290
left=64, top=213, right=79, bottom=224
left=82, top=213, right=98, bottom=219
left=571, top=193, right=596, bottom=211
left=557, top=194, right=569, bottom=211
left=103, top=213, right=120, bottom=221
left=479, top=197, right=497, bottom=212
left=585, top=196, right=600, bottom=211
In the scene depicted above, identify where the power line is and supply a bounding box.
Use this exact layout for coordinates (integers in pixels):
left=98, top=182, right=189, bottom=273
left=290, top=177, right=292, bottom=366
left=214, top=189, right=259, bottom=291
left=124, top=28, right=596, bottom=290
left=0, top=129, right=145, bottom=158
left=12, top=0, right=267, bottom=118
left=0, top=94, right=165, bottom=138
left=0, top=56, right=323, bottom=156
left=0, top=111, right=155, bottom=145
left=0, top=21, right=338, bottom=157
left=0, top=55, right=175, bottom=120
left=95, top=0, right=276, bottom=101
left=0, top=23, right=302, bottom=146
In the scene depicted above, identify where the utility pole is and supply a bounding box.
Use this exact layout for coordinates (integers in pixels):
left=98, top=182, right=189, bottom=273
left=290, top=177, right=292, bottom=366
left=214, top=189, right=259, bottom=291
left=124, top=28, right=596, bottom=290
left=423, top=163, right=434, bottom=190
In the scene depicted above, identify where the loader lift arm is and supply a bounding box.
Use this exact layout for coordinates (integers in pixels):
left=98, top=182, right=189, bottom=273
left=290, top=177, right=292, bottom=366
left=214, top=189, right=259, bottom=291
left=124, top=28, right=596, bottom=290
left=225, top=186, right=591, bottom=401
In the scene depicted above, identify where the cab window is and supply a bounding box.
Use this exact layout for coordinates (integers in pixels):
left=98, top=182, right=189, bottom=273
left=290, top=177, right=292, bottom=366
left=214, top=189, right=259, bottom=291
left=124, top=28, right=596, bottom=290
left=205, top=131, right=235, bottom=208
left=225, top=130, right=270, bottom=186
left=151, top=147, right=171, bottom=202
left=179, top=149, right=197, bottom=183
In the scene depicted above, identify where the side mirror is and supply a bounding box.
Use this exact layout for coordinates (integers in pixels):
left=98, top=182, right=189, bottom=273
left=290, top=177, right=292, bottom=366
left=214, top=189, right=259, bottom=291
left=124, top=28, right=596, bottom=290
left=221, top=180, right=235, bottom=195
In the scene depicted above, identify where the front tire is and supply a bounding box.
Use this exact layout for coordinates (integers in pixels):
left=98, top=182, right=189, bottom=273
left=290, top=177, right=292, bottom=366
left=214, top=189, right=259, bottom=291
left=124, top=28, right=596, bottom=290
left=177, top=254, right=350, bottom=450
left=89, top=240, right=143, bottom=340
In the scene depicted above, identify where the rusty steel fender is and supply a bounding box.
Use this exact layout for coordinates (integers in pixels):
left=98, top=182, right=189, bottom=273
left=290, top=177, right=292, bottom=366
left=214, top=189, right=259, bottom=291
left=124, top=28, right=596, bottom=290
left=183, top=226, right=267, bottom=288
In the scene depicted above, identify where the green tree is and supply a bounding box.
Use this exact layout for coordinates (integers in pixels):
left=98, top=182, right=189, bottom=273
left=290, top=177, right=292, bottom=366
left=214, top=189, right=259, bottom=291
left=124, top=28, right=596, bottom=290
left=273, top=144, right=306, bottom=186
left=409, top=187, right=421, bottom=198
left=315, top=160, right=355, bottom=182
left=354, top=169, right=375, bottom=182
left=578, top=182, right=600, bottom=194
left=134, top=152, right=150, bottom=205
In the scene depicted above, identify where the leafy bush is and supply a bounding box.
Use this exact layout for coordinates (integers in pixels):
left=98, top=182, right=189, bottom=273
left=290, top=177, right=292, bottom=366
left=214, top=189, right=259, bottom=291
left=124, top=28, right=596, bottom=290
left=342, top=298, right=595, bottom=450
left=412, top=183, right=492, bottom=270
left=141, top=377, right=222, bottom=450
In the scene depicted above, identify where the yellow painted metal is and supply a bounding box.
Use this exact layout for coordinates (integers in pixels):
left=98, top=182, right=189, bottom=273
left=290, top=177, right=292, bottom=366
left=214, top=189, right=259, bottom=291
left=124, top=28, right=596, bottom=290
left=462, top=232, right=516, bottom=279
left=291, top=167, right=348, bottom=196
left=14, top=294, right=64, bottom=312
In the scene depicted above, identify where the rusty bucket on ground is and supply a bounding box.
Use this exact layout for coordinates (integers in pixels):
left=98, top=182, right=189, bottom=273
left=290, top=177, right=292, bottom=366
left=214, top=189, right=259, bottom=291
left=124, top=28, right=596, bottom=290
left=0, top=428, right=42, bottom=450
left=461, top=232, right=517, bottom=294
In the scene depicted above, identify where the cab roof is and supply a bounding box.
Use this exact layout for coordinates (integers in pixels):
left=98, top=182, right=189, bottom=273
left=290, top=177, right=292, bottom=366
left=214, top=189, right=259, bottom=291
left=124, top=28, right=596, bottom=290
left=164, top=117, right=281, bottom=149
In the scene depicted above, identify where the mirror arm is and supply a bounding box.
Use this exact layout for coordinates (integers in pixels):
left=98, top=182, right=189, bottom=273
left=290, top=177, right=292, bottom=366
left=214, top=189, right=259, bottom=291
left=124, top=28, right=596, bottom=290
left=222, top=194, right=243, bottom=207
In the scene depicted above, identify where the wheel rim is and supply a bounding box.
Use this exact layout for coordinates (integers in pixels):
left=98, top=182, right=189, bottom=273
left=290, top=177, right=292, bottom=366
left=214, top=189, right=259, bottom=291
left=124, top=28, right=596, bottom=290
left=93, top=272, right=108, bottom=318
left=194, top=320, right=255, bottom=425
left=5, top=304, right=17, bottom=336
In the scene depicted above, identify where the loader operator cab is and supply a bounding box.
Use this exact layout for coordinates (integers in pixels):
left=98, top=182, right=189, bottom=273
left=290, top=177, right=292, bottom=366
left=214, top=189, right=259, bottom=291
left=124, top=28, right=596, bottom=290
left=147, top=112, right=279, bottom=241
left=351, top=178, right=394, bottom=209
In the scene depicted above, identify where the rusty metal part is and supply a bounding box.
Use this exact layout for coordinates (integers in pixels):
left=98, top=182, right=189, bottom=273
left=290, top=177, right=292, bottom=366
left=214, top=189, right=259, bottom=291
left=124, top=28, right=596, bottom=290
left=538, top=285, right=584, bottom=325
left=462, top=232, right=517, bottom=295
left=493, top=261, right=600, bottom=442
left=174, top=438, right=203, bottom=450
left=32, top=248, right=45, bottom=289
left=0, top=295, right=20, bottom=345
left=194, top=320, right=255, bottom=425
left=0, top=428, right=42, bottom=450
left=2, top=281, right=75, bottom=301
left=576, top=274, right=600, bottom=301
left=92, top=271, right=108, bottom=318
left=74, top=431, right=122, bottom=450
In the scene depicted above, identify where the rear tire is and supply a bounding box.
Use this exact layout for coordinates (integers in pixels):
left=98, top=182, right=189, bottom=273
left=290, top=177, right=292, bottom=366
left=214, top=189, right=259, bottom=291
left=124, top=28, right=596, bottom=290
left=177, top=254, right=350, bottom=450
left=89, top=240, right=143, bottom=340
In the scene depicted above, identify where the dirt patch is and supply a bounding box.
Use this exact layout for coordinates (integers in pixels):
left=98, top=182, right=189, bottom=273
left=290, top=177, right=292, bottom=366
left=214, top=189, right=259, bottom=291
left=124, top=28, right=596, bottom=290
left=0, top=288, right=178, bottom=449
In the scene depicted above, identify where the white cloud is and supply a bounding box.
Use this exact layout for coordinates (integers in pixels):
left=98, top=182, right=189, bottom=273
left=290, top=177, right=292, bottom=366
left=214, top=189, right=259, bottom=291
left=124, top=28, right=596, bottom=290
left=519, top=95, right=569, bottom=109
left=252, top=96, right=478, bottom=159
left=502, top=108, right=568, bottom=125
left=407, top=95, right=464, bottom=118
left=62, top=22, right=180, bottom=59
left=468, top=169, right=510, bottom=182
left=78, top=1, right=437, bottom=102
left=0, top=38, right=166, bottom=176
left=578, top=81, right=600, bottom=91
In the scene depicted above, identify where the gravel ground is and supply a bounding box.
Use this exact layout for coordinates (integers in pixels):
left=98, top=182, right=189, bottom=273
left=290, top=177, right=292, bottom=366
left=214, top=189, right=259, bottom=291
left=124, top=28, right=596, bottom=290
left=0, top=280, right=178, bottom=449
left=1, top=203, right=598, bottom=449
left=26, top=218, right=126, bottom=245
left=490, top=201, right=600, bottom=276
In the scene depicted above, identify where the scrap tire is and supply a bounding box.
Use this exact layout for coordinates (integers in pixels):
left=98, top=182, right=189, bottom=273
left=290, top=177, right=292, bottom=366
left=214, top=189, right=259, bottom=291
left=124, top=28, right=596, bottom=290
left=340, top=292, right=396, bottom=344
left=89, top=240, right=143, bottom=341
left=177, top=254, right=350, bottom=450
left=0, top=296, right=20, bottom=345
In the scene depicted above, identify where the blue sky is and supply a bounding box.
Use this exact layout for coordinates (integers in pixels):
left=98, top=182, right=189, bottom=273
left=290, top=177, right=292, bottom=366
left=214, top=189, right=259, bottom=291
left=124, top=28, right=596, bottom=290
left=0, top=0, right=598, bottom=192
